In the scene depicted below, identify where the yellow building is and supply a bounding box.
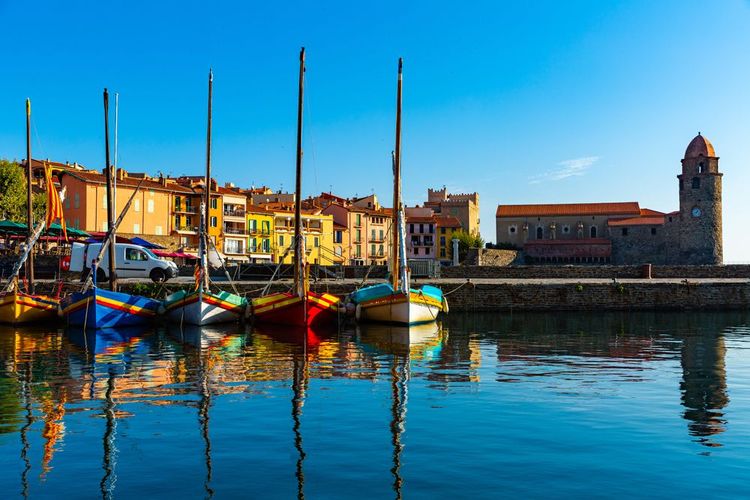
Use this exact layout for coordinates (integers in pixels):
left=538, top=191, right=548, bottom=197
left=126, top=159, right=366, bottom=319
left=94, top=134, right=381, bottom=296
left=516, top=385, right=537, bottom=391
left=175, top=177, right=223, bottom=252
left=435, top=215, right=462, bottom=263
left=246, top=204, right=275, bottom=263
left=268, top=204, right=342, bottom=266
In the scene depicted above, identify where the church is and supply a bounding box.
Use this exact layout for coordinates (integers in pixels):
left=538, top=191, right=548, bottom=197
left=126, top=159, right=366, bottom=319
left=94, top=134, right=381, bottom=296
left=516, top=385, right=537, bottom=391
left=495, top=134, right=723, bottom=265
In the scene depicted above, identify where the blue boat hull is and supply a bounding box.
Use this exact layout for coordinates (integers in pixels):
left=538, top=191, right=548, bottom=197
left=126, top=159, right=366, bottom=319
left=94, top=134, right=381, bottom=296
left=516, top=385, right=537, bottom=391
left=61, top=288, right=160, bottom=329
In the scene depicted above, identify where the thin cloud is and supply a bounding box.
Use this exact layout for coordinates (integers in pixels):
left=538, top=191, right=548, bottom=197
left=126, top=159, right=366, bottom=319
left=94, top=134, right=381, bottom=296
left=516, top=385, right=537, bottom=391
left=529, top=156, right=600, bottom=184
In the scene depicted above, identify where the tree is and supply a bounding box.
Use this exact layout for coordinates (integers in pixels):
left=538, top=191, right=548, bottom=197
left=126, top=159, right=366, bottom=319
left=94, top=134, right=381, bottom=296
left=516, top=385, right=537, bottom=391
left=0, top=159, right=47, bottom=225
left=448, top=229, right=485, bottom=263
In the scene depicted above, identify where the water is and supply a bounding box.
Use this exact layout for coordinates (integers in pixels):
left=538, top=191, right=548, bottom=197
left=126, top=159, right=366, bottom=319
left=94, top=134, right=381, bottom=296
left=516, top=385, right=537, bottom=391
left=2, top=312, right=750, bottom=498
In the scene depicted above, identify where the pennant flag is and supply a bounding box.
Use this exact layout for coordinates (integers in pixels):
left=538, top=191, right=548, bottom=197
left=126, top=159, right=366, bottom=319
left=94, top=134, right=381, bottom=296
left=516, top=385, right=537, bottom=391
left=44, top=162, right=67, bottom=241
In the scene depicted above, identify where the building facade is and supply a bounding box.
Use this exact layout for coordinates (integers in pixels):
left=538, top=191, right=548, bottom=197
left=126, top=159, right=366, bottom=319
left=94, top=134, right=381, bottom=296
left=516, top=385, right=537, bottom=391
left=495, top=134, right=723, bottom=265
left=424, top=187, right=480, bottom=236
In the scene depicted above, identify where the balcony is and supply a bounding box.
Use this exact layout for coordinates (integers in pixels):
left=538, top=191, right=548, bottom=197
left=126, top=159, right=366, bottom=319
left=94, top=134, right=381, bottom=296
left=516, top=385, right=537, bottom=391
left=223, top=208, right=246, bottom=220
left=223, top=226, right=247, bottom=236
left=176, top=225, right=198, bottom=234
left=248, top=227, right=271, bottom=236
left=174, top=205, right=198, bottom=214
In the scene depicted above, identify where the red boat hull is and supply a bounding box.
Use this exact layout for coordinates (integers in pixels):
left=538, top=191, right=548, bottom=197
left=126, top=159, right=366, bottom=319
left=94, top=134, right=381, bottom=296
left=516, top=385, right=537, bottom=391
left=252, top=291, right=340, bottom=327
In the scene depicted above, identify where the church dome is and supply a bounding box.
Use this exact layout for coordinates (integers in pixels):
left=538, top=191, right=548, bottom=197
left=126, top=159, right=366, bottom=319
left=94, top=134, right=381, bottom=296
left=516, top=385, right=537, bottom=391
left=684, top=133, right=716, bottom=158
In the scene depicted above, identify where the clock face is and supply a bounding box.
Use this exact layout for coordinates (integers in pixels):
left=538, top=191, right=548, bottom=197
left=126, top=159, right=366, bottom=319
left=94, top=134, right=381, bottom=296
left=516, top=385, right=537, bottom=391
left=692, top=207, right=702, bottom=218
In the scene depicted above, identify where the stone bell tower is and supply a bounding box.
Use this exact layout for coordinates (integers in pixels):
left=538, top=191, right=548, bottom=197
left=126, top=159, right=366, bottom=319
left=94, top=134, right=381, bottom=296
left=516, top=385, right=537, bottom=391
left=677, top=133, right=723, bottom=264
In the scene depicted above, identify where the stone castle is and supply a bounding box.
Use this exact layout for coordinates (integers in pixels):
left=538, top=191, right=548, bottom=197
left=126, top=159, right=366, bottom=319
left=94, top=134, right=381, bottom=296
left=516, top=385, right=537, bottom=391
left=495, top=134, right=723, bottom=265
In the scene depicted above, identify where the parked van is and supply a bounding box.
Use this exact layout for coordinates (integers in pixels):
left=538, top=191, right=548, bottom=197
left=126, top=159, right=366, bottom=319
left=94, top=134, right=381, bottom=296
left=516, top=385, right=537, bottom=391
left=70, top=242, right=179, bottom=283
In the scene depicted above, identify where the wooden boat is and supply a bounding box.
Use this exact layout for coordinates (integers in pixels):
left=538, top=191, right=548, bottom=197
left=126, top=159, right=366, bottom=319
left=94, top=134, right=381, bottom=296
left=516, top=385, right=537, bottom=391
left=61, top=287, right=160, bottom=329
left=251, top=48, right=340, bottom=327
left=161, top=70, right=247, bottom=326
left=350, top=59, right=448, bottom=325
left=61, top=89, right=161, bottom=329
left=0, top=100, right=60, bottom=325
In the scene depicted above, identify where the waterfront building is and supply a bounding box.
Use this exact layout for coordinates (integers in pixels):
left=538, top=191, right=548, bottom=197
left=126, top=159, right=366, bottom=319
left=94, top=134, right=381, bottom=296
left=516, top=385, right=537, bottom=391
left=405, top=207, right=437, bottom=260
left=435, top=215, right=462, bottom=263
left=246, top=204, right=275, bottom=263
left=495, top=134, right=723, bottom=264
left=424, top=187, right=480, bottom=236
left=217, top=184, right=248, bottom=262
left=318, top=193, right=392, bottom=266
left=265, top=203, right=340, bottom=265
left=175, top=176, right=224, bottom=253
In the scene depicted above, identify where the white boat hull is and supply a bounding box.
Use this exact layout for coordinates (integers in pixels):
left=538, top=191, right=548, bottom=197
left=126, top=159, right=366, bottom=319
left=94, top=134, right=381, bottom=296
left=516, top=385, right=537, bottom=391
left=165, top=293, right=244, bottom=326
left=356, top=298, right=441, bottom=325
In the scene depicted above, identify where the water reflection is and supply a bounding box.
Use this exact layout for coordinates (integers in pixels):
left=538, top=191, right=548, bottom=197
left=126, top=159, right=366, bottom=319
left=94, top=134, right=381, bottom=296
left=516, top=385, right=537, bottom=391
left=0, top=311, right=748, bottom=496
left=356, top=322, right=445, bottom=500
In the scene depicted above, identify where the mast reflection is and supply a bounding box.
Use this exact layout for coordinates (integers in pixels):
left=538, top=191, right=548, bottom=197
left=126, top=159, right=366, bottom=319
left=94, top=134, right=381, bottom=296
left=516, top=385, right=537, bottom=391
left=357, top=322, right=443, bottom=500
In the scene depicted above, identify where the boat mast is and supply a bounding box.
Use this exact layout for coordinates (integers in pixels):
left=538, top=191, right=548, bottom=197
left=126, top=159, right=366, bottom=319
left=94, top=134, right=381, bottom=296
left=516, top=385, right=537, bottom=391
left=25, top=99, right=34, bottom=293
left=203, top=69, right=214, bottom=292
left=104, top=89, right=117, bottom=291
left=294, top=47, right=306, bottom=300
left=391, top=58, right=403, bottom=292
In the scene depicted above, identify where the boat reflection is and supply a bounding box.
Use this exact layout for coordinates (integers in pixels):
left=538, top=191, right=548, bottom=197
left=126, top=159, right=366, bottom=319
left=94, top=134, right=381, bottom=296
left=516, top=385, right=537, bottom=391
left=355, top=322, right=446, bottom=499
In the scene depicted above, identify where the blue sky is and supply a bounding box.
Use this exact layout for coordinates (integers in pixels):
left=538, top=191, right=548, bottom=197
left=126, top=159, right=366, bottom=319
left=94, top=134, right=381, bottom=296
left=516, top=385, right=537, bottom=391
left=1, top=1, right=749, bottom=260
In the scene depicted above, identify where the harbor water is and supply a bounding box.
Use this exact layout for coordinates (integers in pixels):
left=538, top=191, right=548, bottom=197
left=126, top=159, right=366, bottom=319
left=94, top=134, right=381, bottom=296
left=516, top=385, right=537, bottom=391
left=1, top=311, right=750, bottom=498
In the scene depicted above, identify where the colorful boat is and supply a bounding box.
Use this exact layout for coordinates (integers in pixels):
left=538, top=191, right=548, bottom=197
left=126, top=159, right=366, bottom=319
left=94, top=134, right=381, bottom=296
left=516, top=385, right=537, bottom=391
left=351, top=283, right=446, bottom=325
left=60, top=89, right=161, bottom=330
left=61, top=288, right=160, bottom=329
left=0, top=290, right=59, bottom=325
left=162, top=288, right=247, bottom=326
left=159, top=70, right=248, bottom=326
left=251, top=48, right=341, bottom=328
left=349, top=59, right=448, bottom=326
left=252, top=290, right=340, bottom=327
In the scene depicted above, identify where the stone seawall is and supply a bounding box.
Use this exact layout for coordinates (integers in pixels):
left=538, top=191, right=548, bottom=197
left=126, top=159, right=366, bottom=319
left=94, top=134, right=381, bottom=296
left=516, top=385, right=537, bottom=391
left=441, top=264, right=750, bottom=279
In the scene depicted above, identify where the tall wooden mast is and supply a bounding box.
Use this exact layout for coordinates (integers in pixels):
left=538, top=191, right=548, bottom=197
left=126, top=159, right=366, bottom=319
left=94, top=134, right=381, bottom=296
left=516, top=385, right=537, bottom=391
left=203, top=69, right=214, bottom=291
left=294, top=47, right=306, bottom=299
left=25, top=99, right=34, bottom=293
left=391, top=58, right=403, bottom=291
left=103, top=89, right=117, bottom=291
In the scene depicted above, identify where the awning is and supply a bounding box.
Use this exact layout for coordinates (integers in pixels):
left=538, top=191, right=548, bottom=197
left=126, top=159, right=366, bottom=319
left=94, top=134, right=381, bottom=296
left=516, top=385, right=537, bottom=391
left=248, top=253, right=272, bottom=260
left=130, top=236, right=166, bottom=249
left=153, top=249, right=198, bottom=260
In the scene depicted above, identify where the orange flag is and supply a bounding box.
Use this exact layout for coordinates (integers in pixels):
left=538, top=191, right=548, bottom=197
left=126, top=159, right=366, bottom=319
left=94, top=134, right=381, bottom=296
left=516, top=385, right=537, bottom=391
left=44, top=162, right=67, bottom=241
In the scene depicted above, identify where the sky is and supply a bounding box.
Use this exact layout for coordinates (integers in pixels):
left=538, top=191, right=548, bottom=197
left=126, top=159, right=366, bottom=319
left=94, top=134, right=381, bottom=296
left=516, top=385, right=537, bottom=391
left=1, top=0, right=749, bottom=261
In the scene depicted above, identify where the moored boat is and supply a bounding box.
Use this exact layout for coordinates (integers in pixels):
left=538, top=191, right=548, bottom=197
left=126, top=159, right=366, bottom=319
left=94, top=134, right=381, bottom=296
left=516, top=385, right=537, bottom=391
left=251, top=48, right=341, bottom=327
left=159, top=70, right=247, bottom=326
left=0, top=290, right=59, bottom=325
left=61, top=287, right=160, bottom=329
left=349, top=58, right=448, bottom=326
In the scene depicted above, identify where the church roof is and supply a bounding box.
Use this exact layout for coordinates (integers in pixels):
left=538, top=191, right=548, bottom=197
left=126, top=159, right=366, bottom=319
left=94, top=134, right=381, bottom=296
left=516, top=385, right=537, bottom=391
left=684, top=133, right=716, bottom=159
left=496, top=202, right=640, bottom=218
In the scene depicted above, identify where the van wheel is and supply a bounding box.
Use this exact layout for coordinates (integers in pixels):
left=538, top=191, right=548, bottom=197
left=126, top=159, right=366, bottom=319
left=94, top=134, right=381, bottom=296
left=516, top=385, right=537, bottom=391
left=150, top=268, right=166, bottom=283
left=96, top=268, right=108, bottom=283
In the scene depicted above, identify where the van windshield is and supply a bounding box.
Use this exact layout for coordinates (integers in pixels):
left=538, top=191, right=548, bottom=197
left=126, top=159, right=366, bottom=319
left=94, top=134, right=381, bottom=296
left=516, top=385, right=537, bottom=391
left=142, top=248, right=159, bottom=260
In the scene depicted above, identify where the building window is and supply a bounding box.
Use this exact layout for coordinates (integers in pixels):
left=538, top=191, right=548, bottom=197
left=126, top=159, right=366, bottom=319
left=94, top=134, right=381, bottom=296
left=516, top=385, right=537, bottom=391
left=102, top=194, right=107, bottom=209
left=379, top=244, right=384, bottom=256
left=101, top=222, right=108, bottom=231
left=441, top=227, right=446, bottom=234
left=419, top=223, right=424, bottom=233
left=335, top=230, right=342, bottom=243
left=429, top=224, right=434, bottom=234
left=698, top=161, right=705, bottom=173
left=562, top=225, right=570, bottom=234
left=211, top=198, right=218, bottom=209
left=262, top=220, right=270, bottom=234
left=134, top=199, right=141, bottom=212
left=371, top=229, right=376, bottom=240
left=440, top=248, right=446, bottom=258
left=590, top=226, right=597, bottom=238
left=175, top=215, right=181, bottom=228
left=335, top=246, right=342, bottom=257
left=379, top=229, right=384, bottom=240
left=263, top=239, right=270, bottom=252
left=692, top=177, right=700, bottom=189
left=355, top=229, right=361, bottom=243
left=371, top=244, right=376, bottom=256
left=440, top=236, right=446, bottom=246
left=279, top=235, right=285, bottom=247
left=147, top=199, right=155, bottom=213
left=415, top=247, right=419, bottom=255
left=536, top=226, right=543, bottom=240
left=314, top=237, right=319, bottom=248
left=74, top=193, right=80, bottom=209
left=64, top=196, right=70, bottom=209
left=175, top=196, right=181, bottom=210
left=186, top=216, right=192, bottom=227
left=651, top=227, right=657, bottom=235
left=155, top=226, right=163, bottom=235
left=509, top=225, right=517, bottom=235
left=410, top=224, right=414, bottom=233
left=133, top=223, right=141, bottom=234
left=622, top=228, right=628, bottom=236
left=355, top=245, right=361, bottom=257
left=668, top=216, right=673, bottom=223
left=210, top=216, right=217, bottom=228
left=355, top=214, right=361, bottom=226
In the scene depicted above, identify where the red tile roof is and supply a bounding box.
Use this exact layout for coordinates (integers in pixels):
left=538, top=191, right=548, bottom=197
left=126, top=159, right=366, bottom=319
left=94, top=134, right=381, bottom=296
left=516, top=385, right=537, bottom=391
left=607, top=216, right=665, bottom=227
left=640, top=208, right=665, bottom=216
left=61, top=169, right=195, bottom=193
left=496, top=202, right=641, bottom=218
left=434, top=215, right=462, bottom=227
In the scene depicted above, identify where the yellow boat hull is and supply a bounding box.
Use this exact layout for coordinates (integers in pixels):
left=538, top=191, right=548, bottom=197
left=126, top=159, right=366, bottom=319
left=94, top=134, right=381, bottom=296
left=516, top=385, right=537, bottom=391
left=0, top=291, right=59, bottom=325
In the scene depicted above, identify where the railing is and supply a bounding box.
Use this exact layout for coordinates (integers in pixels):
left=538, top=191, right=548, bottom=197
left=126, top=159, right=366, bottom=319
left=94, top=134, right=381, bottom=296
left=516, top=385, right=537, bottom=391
left=174, top=205, right=198, bottom=214
left=247, top=228, right=271, bottom=236
left=176, top=225, right=198, bottom=233
left=223, top=209, right=246, bottom=218
left=223, top=227, right=247, bottom=236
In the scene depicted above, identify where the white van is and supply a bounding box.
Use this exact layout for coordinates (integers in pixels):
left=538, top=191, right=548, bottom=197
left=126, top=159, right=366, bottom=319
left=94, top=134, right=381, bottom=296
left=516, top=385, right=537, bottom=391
left=70, top=242, right=179, bottom=283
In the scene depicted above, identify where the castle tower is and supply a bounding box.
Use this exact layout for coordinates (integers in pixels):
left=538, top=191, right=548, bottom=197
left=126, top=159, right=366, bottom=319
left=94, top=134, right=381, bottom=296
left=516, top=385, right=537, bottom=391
left=677, top=133, right=723, bottom=264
